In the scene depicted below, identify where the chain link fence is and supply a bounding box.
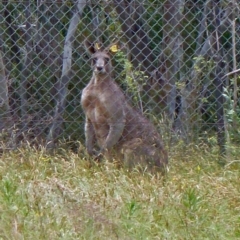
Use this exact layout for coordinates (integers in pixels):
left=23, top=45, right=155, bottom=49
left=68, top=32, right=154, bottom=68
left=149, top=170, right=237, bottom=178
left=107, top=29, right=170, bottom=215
left=0, top=0, right=239, bottom=154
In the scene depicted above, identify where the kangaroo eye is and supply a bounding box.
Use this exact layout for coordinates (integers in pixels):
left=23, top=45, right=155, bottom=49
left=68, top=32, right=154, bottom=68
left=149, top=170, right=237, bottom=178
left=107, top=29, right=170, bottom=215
left=105, top=58, right=110, bottom=63
left=92, top=58, right=97, bottom=64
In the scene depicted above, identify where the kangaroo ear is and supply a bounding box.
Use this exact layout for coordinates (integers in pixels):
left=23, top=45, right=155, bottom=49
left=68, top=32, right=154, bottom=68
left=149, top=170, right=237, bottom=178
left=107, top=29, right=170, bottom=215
left=106, top=42, right=119, bottom=54
left=84, top=40, right=96, bottom=55
left=109, top=44, right=119, bottom=53
left=85, top=40, right=103, bottom=55
left=94, top=42, right=102, bottom=51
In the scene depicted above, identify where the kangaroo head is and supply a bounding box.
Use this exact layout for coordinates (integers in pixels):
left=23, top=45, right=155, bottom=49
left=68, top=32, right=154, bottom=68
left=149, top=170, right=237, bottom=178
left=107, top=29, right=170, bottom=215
left=85, top=40, right=118, bottom=76
left=91, top=51, right=111, bottom=75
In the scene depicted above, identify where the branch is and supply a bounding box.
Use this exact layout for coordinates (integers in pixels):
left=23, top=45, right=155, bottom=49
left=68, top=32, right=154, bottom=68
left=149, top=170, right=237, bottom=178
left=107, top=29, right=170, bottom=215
left=224, top=68, right=240, bottom=77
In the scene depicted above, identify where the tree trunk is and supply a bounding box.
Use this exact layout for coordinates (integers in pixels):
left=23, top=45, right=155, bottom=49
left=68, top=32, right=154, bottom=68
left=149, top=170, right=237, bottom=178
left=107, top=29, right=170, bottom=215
left=175, top=0, right=230, bottom=146
left=231, top=0, right=238, bottom=131
left=113, top=0, right=155, bottom=76
left=46, top=0, right=87, bottom=148
left=0, top=11, right=10, bottom=122
left=212, top=0, right=226, bottom=158
left=2, top=0, right=21, bottom=67
left=162, top=0, right=183, bottom=123
left=19, top=0, right=32, bottom=131
left=0, top=50, right=11, bottom=130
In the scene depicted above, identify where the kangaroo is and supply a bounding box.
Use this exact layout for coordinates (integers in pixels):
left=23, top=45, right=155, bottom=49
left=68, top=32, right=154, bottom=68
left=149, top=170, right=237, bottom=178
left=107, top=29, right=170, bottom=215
left=81, top=41, right=168, bottom=171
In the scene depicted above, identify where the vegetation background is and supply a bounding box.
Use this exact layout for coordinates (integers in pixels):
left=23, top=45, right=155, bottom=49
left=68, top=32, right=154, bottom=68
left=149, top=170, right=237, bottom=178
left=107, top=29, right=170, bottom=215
left=0, top=1, right=240, bottom=238
left=0, top=145, right=240, bottom=239
left=0, top=0, right=239, bottom=151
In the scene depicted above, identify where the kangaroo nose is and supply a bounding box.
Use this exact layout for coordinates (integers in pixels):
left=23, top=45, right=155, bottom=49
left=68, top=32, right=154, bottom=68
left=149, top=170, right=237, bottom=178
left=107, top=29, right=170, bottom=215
left=97, top=66, right=103, bottom=71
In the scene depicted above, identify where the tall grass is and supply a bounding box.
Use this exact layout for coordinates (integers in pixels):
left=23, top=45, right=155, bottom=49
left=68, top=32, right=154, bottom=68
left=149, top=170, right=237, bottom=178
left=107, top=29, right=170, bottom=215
left=0, top=144, right=239, bottom=239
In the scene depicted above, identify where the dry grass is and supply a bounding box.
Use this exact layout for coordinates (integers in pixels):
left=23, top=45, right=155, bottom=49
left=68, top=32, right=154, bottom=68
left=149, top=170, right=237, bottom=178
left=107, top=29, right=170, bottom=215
left=0, top=143, right=239, bottom=239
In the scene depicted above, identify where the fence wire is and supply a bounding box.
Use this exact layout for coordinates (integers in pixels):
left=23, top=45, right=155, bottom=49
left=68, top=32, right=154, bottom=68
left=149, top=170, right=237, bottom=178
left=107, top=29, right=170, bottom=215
left=0, top=0, right=239, bottom=153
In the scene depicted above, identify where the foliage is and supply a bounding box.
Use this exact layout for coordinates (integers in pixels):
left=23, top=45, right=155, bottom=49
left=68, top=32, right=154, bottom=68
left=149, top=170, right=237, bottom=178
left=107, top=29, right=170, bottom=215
left=1, top=1, right=240, bottom=153
left=193, top=56, right=215, bottom=78
left=0, top=145, right=239, bottom=239
left=223, top=85, right=240, bottom=143
left=115, top=51, right=147, bottom=110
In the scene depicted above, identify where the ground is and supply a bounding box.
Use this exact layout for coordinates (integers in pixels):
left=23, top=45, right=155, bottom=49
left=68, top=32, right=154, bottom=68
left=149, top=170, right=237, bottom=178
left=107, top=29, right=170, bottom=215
left=0, top=143, right=239, bottom=239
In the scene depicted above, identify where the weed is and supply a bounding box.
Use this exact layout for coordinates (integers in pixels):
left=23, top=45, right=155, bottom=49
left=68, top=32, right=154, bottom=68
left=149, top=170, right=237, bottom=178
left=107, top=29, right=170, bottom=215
left=0, top=145, right=239, bottom=239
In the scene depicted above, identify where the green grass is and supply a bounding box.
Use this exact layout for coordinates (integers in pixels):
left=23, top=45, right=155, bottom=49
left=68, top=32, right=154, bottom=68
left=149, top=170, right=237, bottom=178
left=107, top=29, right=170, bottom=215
left=0, top=144, right=239, bottom=239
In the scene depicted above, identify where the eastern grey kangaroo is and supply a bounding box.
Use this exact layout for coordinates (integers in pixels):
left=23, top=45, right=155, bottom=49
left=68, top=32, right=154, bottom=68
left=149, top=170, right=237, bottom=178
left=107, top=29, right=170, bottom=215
left=81, top=41, right=168, bottom=171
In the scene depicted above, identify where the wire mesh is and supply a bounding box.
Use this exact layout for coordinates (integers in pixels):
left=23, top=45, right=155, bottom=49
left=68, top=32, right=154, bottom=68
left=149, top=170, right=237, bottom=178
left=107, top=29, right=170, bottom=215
left=0, top=0, right=239, bottom=154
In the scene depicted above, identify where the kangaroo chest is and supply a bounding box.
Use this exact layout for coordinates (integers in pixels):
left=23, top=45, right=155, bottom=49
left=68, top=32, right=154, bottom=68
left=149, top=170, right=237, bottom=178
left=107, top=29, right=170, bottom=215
left=81, top=83, right=113, bottom=123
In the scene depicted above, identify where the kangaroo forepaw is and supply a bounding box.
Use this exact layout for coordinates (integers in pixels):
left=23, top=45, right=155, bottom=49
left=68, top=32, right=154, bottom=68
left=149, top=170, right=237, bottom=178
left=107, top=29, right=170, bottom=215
left=93, top=151, right=104, bottom=162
